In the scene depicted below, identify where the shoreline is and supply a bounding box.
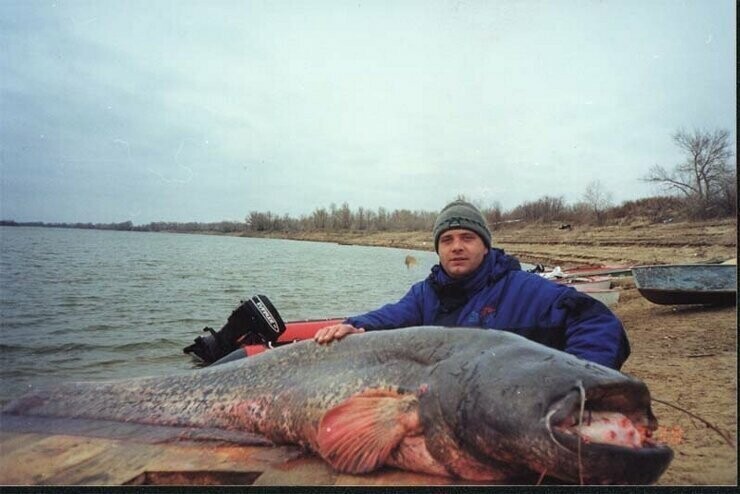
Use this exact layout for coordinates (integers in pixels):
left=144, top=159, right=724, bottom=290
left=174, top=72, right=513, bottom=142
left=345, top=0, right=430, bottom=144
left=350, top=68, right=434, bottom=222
left=215, top=218, right=736, bottom=267
left=10, top=219, right=733, bottom=267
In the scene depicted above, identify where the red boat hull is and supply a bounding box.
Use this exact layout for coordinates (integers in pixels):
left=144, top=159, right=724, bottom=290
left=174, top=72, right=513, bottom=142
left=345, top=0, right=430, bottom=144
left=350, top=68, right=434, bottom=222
left=242, top=318, right=343, bottom=356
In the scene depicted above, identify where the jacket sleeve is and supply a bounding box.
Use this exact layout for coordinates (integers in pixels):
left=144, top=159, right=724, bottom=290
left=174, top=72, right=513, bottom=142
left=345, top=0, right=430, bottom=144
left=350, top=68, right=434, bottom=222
left=344, top=282, right=425, bottom=331
left=553, top=288, right=631, bottom=370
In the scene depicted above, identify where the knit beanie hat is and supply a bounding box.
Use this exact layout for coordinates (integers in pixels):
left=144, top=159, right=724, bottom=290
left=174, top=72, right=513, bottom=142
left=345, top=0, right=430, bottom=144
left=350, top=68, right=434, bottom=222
left=433, top=200, right=492, bottom=252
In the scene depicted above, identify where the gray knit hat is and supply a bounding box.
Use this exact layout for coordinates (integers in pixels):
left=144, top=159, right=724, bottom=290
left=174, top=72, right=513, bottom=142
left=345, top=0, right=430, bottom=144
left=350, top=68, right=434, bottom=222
left=433, top=200, right=492, bottom=252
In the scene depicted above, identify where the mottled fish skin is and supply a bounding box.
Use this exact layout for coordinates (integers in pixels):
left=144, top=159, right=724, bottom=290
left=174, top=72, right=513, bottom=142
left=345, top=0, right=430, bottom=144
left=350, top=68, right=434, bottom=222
left=3, top=327, right=444, bottom=444
left=2, top=327, right=673, bottom=484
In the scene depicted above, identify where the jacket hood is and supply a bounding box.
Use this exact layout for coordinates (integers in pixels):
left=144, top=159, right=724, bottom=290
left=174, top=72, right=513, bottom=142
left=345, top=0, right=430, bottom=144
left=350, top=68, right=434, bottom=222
left=430, top=248, right=522, bottom=293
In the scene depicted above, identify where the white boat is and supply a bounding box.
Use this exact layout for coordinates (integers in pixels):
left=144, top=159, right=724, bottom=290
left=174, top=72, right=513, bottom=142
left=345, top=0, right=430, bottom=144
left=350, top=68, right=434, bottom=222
left=579, top=287, right=621, bottom=307
left=554, top=275, right=612, bottom=291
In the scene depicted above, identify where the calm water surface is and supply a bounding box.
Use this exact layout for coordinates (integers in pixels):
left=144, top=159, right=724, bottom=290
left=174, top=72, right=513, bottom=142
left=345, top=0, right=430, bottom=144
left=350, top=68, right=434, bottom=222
left=0, top=227, right=442, bottom=403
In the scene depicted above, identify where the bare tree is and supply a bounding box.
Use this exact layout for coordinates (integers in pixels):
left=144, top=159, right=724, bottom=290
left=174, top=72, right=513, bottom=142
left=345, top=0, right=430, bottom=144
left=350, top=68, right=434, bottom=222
left=583, top=180, right=613, bottom=225
left=644, top=129, right=734, bottom=216
left=356, top=206, right=367, bottom=230
left=246, top=211, right=273, bottom=231
left=311, top=207, right=328, bottom=230
left=482, top=201, right=503, bottom=226
left=338, top=202, right=352, bottom=230
left=507, top=196, right=565, bottom=222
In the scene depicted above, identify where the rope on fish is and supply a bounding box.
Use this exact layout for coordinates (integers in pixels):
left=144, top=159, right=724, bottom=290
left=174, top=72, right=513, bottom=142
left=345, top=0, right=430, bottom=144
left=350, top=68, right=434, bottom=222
left=536, top=469, right=548, bottom=485
left=652, top=397, right=735, bottom=448
left=577, top=380, right=586, bottom=485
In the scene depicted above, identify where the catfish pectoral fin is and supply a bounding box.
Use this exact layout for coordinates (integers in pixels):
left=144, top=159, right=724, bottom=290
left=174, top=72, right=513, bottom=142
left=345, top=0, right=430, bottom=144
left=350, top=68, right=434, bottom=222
left=316, top=387, right=422, bottom=474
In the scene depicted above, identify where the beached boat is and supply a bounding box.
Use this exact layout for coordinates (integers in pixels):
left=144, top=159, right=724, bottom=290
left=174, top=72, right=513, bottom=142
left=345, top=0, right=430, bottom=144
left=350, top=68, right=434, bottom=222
left=632, top=264, right=737, bottom=306
left=555, top=275, right=612, bottom=291
left=559, top=264, right=633, bottom=278
left=578, top=287, right=621, bottom=307
left=538, top=265, right=629, bottom=282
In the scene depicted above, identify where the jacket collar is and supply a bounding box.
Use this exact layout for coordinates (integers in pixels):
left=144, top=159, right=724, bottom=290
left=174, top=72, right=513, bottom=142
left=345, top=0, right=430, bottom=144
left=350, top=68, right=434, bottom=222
left=429, top=248, right=521, bottom=293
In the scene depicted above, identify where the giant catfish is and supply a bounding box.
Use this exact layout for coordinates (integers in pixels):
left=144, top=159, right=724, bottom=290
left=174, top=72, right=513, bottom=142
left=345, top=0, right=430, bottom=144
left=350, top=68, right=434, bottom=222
left=2, top=327, right=673, bottom=484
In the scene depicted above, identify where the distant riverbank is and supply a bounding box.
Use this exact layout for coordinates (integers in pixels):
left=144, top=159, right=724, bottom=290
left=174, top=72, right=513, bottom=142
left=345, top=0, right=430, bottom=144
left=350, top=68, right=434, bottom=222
left=225, top=218, right=736, bottom=267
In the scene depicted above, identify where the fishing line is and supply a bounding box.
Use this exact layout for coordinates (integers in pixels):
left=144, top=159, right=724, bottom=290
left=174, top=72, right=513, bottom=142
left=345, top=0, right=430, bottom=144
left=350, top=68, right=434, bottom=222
left=577, top=380, right=586, bottom=485
left=536, top=469, right=548, bottom=485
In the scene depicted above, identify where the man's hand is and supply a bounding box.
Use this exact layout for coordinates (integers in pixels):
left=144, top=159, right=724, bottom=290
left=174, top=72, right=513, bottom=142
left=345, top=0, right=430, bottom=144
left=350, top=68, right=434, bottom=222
left=314, top=323, right=365, bottom=344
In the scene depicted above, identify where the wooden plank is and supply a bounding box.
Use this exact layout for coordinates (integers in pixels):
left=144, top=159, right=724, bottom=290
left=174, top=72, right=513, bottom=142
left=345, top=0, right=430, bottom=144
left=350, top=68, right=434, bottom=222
left=42, top=440, right=164, bottom=485
left=0, top=429, right=313, bottom=485
left=336, top=468, right=458, bottom=486
left=212, top=444, right=305, bottom=472
left=136, top=442, right=300, bottom=475
left=0, top=434, right=111, bottom=485
left=0, top=430, right=460, bottom=486
left=124, top=470, right=263, bottom=485
left=252, top=456, right=337, bottom=485
left=0, top=431, right=49, bottom=456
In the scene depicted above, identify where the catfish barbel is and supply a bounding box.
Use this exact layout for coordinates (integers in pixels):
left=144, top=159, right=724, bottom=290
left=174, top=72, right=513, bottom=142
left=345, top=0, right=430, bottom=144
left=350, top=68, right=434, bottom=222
left=2, top=327, right=673, bottom=484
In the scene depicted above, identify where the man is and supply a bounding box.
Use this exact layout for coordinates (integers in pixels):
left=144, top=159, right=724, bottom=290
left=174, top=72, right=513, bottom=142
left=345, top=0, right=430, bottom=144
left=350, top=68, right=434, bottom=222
left=314, top=199, right=630, bottom=370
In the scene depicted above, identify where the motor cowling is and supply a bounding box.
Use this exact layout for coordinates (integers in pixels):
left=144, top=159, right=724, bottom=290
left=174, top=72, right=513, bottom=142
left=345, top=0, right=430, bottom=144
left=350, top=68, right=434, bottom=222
left=183, top=294, right=286, bottom=365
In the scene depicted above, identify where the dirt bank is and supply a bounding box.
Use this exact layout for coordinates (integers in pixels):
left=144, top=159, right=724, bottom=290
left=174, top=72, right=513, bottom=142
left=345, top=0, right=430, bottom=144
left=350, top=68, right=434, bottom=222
left=236, top=218, right=737, bottom=268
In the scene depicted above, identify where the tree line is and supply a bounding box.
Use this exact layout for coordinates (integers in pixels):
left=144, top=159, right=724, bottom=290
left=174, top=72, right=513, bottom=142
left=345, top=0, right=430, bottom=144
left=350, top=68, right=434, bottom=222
left=2, top=128, right=734, bottom=233
left=0, top=190, right=727, bottom=235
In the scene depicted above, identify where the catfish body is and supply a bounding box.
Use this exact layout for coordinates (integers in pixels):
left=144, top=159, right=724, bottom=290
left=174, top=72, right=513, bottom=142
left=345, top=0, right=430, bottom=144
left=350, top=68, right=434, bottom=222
left=2, top=327, right=673, bottom=484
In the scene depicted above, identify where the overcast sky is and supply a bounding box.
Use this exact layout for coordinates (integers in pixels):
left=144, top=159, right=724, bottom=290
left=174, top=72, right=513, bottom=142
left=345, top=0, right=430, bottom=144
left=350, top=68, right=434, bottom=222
left=0, top=0, right=735, bottom=224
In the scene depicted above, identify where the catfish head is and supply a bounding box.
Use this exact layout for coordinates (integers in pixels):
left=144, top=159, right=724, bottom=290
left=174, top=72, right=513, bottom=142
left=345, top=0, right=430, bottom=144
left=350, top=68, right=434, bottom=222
left=419, top=331, right=674, bottom=484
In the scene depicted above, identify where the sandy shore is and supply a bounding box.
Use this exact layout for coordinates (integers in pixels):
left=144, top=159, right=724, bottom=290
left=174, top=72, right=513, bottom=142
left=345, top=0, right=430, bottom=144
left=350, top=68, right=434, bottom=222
left=612, top=277, right=736, bottom=485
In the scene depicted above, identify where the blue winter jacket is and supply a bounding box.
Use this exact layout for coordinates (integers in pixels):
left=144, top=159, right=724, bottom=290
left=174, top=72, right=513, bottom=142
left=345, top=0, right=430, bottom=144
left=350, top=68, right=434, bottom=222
left=345, top=248, right=630, bottom=369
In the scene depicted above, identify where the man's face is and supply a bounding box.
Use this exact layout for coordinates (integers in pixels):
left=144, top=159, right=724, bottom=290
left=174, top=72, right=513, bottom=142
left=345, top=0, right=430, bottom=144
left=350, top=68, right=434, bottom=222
left=438, top=228, right=488, bottom=279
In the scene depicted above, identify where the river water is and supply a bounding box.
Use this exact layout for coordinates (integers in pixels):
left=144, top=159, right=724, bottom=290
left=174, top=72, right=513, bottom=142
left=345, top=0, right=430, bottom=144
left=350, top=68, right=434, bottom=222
left=0, top=227, right=445, bottom=404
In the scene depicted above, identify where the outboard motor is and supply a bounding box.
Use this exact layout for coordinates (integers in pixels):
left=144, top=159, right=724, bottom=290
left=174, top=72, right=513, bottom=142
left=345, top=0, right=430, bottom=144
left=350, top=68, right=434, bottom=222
left=183, top=294, right=286, bottom=365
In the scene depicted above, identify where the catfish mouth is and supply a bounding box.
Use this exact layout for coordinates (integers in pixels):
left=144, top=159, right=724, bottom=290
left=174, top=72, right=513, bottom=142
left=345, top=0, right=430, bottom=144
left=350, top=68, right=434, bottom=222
left=544, top=383, right=674, bottom=484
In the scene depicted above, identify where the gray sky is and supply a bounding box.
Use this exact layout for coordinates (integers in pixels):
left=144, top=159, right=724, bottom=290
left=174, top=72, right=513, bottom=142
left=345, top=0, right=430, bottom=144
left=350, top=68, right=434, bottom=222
left=1, top=0, right=735, bottom=224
